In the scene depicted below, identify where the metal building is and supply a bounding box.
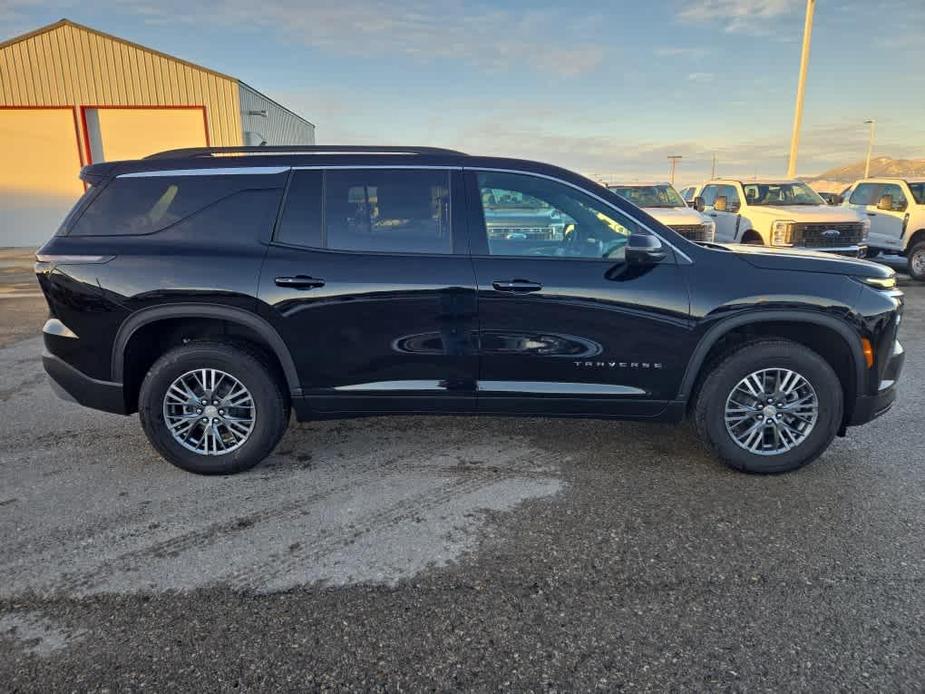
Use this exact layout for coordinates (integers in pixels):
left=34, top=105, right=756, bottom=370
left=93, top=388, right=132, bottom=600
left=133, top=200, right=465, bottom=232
left=0, top=19, right=315, bottom=246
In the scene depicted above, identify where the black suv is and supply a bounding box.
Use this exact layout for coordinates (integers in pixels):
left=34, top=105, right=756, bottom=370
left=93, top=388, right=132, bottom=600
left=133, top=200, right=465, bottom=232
left=37, top=146, right=905, bottom=475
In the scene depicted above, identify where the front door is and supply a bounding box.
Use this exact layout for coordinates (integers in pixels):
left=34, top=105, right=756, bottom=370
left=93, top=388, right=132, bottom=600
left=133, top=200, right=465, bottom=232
left=258, top=167, right=478, bottom=415
left=701, top=183, right=741, bottom=242
left=849, top=182, right=908, bottom=252
left=466, top=170, right=691, bottom=417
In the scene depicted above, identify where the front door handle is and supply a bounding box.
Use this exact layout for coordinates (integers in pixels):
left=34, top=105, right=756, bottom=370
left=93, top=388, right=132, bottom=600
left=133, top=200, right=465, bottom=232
left=275, top=275, right=325, bottom=289
left=867, top=212, right=876, bottom=217
left=492, top=279, right=543, bottom=293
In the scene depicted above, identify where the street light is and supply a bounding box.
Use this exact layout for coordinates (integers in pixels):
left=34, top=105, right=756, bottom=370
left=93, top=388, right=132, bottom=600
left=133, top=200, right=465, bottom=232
left=787, top=0, right=816, bottom=178
left=667, top=155, right=682, bottom=185
left=864, top=119, right=876, bottom=178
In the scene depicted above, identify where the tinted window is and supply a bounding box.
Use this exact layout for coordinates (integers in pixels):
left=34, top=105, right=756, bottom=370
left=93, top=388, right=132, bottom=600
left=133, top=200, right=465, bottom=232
left=152, top=189, right=283, bottom=244
left=476, top=171, right=635, bottom=260
left=70, top=172, right=286, bottom=236
left=908, top=183, right=925, bottom=205
left=276, top=170, right=323, bottom=247
left=849, top=183, right=880, bottom=206
left=324, top=169, right=451, bottom=254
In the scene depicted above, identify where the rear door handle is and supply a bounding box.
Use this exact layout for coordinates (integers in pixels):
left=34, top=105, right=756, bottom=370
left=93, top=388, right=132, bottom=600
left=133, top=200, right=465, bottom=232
left=867, top=213, right=876, bottom=217
left=492, top=279, right=543, bottom=293
left=275, top=275, right=325, bottom=289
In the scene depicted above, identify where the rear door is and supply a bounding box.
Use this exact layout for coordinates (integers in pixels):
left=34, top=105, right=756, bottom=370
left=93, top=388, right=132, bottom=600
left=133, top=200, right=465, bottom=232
left=257, top=167, right=478, bottom=415
left=465, top=169, right=691, bottom=417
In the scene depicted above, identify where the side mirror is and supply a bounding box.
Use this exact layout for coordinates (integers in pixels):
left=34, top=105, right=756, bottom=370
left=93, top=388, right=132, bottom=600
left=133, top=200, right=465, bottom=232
left=693, top=196, right=705, bottom=212
left=832, top=194, right=844, bottom=205
left=626, top=233, right=666, bottom=265
left=877, top=194, right=893, bottom=211
left=714, top=195, right=728, bottom=212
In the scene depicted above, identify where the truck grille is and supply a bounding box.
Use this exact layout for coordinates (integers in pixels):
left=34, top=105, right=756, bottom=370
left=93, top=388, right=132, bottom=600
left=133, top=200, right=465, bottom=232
left=668, top=223, right=712, bottom=242
left=793, top=222, right=864, bottom=248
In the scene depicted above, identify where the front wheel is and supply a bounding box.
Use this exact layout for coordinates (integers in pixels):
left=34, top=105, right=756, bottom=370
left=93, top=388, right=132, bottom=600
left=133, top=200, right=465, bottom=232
left=139, top=342, right=290, bottom=474
left=693, top=339, right=842, bottom=473
left=907, top=241, right=925, bottom=282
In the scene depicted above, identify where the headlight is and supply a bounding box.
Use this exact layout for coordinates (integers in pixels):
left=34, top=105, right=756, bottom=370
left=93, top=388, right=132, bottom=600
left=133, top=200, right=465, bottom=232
left=771, top=220, right=795, bottom=246
left=861, top=217, right=871, bottom=241
left=857, top=276, right=897, bottom=289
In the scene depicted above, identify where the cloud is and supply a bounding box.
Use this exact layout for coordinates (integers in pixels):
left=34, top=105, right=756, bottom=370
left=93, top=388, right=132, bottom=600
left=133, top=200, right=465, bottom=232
left=654, top=46, right=709, bottom=58
left=678, top=0, right=801, bottom=34
left=121, top=0, right=608, bottom=77
left=687, top=72, right=714, bottom=82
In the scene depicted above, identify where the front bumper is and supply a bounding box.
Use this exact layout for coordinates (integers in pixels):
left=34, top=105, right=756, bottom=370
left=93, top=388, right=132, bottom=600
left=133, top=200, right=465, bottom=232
left=43, top=352, right=128, bottom=415
left=799, top=244, right=867, bottom=258
left=849, top=339, right=904, bottom=426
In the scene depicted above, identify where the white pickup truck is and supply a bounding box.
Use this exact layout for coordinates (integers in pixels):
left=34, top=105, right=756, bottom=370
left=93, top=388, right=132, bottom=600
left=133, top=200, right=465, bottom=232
left=607, top=182, right=715, bottom=242
left=842, top=177, right=925, bottom=281
left=694, top=179, right=869, bottom=257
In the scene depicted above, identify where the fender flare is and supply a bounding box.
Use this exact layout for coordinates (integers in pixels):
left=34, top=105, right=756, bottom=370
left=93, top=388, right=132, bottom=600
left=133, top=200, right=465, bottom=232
left=111, top=303, right=300, bottom=394
left=677, top=309, right=865, bottom=399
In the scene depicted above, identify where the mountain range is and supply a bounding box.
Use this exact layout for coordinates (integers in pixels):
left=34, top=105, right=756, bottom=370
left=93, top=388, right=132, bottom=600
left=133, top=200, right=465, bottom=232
left=809, top=156, right=925, bottom=183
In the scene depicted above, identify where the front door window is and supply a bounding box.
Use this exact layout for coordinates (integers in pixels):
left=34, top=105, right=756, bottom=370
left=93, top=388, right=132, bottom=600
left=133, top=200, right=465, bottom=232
left=475, top=172, right=636, bottom=261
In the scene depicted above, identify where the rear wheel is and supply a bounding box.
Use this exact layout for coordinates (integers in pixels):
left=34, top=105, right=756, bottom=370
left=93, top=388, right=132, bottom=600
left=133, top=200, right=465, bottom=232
left=693, top=339, right=842, bottom=473
left=907, top=240, right=925, bottom=281
left=741, top=230, right=764, bottom=245
left=139, top=342, right=289, bottom=474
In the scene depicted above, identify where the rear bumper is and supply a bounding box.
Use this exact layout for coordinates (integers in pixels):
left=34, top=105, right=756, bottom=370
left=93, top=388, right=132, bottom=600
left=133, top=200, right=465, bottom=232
left=43, top=352, right=128, bottom=415
left=849, top=340, right=904, bottom=426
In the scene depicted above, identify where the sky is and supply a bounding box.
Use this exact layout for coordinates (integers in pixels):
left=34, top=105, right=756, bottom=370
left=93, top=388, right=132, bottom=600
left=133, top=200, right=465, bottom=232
left=2, top=0, right=924, bottom=184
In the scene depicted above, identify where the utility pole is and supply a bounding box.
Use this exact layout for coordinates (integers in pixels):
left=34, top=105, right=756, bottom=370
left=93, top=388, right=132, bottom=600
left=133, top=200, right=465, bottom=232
left=864, top=119, right=876, bottom=178
left=787, top=0, right=815, bottom=178
left=711, top=153, right=717, bottom=179
left=668, top=155, right=682, bottom=185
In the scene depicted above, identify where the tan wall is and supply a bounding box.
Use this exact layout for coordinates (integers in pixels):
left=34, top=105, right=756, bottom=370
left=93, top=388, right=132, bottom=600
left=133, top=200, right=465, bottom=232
left=0, top=22, right=242, bottom=148
left=0, top=108, right=85, bottom=246
left=91, top=107, right=209, bottom=161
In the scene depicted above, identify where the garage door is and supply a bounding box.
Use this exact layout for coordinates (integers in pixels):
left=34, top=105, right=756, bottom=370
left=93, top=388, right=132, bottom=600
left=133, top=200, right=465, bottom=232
left=0, top=108, right=85, bottom=247
left=84, top=107, right=208, bottom=162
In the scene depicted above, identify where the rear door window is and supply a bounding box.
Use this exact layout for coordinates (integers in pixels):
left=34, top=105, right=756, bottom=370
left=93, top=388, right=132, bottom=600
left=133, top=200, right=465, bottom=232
left=69, top=171, right=287, bottom=237
left=323, top=169, right=451, bottom=254
left=275, top=170, right=323, bottom=248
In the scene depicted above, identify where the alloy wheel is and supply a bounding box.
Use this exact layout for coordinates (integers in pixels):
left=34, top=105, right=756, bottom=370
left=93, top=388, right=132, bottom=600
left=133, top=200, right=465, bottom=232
left=724, top=368, right=818, bottom=456
left=162, top=368, right=256, bottom=455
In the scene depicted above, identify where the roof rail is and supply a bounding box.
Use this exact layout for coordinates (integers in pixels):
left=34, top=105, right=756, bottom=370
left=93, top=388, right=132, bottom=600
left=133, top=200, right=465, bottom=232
left=145, top=145, right=468, bottom=159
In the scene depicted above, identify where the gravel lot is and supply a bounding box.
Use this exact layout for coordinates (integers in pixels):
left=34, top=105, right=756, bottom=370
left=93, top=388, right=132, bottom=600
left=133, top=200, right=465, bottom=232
left=1, top=250, right=922, bottom=691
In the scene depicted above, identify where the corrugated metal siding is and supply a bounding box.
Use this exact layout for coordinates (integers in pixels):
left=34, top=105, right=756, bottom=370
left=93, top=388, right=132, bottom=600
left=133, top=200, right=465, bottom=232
left=239, top=82, right=315, bottom=146
left=0, top=22, right=242, bottom=147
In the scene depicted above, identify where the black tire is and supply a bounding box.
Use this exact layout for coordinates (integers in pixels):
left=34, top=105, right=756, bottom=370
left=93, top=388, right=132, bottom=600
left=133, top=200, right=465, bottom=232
left=741, top=231, right=764, bottom=245
left=693, top=339, right=842, bottom=474
left=139, top=341, right=289, bottom=475
left=907, top=240, right=925, bottom=282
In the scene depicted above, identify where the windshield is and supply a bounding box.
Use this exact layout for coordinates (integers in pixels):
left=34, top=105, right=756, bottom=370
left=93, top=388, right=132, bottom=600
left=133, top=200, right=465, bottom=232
left=608, top=184, right=686, bottom=209
left=742, top=182, right=826, bottom=206
left=907, top=183, right=925, bottom=205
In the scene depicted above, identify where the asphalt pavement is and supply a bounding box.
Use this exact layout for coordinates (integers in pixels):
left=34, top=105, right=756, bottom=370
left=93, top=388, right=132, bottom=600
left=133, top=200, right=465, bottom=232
left=0, top=250, right=922, bottom=691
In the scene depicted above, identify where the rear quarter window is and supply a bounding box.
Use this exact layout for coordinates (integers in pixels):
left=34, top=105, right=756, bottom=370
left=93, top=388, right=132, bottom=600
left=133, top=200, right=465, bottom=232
left=68, top=172, right=288, bottom=237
